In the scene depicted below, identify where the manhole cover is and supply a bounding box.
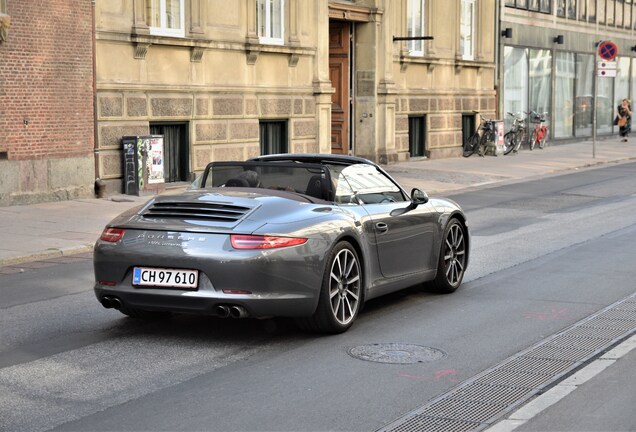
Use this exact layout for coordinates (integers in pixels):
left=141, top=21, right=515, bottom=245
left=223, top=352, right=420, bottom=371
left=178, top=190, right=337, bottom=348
left=347, top=343, right=446, bottom=364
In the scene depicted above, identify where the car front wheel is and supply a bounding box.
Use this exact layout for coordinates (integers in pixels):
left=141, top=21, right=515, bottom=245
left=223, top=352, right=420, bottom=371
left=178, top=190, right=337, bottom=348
left=297, top=241, right=362, bottom=333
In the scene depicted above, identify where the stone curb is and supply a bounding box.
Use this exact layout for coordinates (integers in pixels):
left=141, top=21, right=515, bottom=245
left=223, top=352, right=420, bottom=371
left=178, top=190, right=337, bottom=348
left=0, top=244, right=94, bottom=268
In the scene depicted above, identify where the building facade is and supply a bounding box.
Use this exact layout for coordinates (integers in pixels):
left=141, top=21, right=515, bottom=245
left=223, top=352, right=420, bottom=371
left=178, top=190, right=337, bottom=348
left=94, top=0, right=498, bottom=194
left=500, top=0, right=636, bottom=139
left=0, top=0, right=95, bottom=205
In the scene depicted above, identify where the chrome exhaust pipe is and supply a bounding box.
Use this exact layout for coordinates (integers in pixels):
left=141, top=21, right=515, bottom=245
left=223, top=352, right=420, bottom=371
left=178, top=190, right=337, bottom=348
left=229, top=305, right=248, bottom=319
left=111, top=297, right=122, bottom=310
left=215, top=305, right=230, bottom=318
left=101, top=296, right=113, bottom=309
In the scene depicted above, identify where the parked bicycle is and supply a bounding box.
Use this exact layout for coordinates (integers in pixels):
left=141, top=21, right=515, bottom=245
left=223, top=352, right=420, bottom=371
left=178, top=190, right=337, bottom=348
left=503, top=112, right=526, bottom=155
left=463, top=112, right=497, bottom=157
left=528, top=110, right=549, bottom=150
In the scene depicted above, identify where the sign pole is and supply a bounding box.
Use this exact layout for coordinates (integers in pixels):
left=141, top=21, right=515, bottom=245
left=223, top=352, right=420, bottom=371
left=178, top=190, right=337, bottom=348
left=593, top=59, right=597, bottom=159
left=594, top=40, right=618, bottom=159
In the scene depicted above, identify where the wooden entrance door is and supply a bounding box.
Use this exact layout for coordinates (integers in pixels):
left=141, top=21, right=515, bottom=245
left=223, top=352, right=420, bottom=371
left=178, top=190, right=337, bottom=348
left=329, top=21, right=350, bottom=155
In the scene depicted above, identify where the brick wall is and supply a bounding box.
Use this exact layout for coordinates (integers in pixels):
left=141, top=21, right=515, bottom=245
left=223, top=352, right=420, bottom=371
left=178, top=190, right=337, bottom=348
left=0, top=0, right=95, bottom=205
left=0, top=0, right=93, bottom=159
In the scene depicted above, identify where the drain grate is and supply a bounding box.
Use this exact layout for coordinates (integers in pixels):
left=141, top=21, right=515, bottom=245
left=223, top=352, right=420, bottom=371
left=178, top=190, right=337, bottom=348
left=497, top=356, right=573, bottom=376
left=447, top=383, right=531, bottom=407
left=377, top=292, right=636, bottom=432
left=388, top=416, right=479, bottom=432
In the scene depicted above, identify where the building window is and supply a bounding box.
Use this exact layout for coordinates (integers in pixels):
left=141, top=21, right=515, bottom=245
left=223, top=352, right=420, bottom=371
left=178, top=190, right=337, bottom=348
left=408, top=116, right=426, bottom=157
left=0, top=0, right=6, bottom=13
left=257, top=0, right=285, bottom=45
left=407, top=0, right=426, bottom=56
left=260, top=120, right=288, bottom=155
left=507, top=0, right=552, bottom=13
left=147, top=0, right=185, bottom=37
left=607, top=0, right=615, bottom=25
left=460, top=0, right=475, bottom=60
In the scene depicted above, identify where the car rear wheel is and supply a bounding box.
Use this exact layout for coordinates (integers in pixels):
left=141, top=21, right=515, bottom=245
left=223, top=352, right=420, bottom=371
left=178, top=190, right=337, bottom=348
left=429, top=219, right=467, bottom=294
left=297, top=241, right=362, bottom=333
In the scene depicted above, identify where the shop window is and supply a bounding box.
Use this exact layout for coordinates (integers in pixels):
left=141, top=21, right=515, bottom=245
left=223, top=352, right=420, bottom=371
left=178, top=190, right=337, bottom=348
left=575, top=54, right=594, bottom=137
left=260, top=120, right=288, bottom=155
left=147, top=0, right=185, bottom=37
left=408, top=116, right=426, bottom=158
left=407, top=0, right=426, bottom=56
left=554, top=52, right=575, bottom=138
left=460, top=0, right=475, bottom=60
left=150, top=123, right=190, bottom=183
left=257, top=0, right=285, bottom=45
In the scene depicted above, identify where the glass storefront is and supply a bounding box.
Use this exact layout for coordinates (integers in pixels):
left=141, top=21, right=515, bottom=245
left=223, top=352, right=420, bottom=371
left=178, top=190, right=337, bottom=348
left=503, top=46, right=635, bottom=140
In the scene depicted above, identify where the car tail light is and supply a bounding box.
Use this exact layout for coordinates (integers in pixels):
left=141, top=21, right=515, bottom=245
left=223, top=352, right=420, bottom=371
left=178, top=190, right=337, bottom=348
left=230, top=235, right=307, bottom=249
left=100, top=228, right=125, bottom=242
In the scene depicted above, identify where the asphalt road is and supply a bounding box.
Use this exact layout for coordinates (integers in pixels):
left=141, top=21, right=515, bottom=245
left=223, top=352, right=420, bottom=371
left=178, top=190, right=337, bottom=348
left=1, top=162, right=636, bottom=432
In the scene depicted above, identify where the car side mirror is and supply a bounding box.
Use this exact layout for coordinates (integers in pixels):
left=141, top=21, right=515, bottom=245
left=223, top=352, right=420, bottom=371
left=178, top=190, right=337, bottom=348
left=411, top=188, right=429, bottom=205
left=390, top=188, right=429, bottom=216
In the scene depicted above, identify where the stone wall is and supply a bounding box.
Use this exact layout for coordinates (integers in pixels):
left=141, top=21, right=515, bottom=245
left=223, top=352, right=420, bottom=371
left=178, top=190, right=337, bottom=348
left=96, top=92, right=317, bottom=194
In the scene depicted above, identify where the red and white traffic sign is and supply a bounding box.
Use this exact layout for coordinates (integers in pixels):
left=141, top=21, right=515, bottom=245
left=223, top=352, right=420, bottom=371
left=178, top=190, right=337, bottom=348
left=598, top=41, right=618, bottom=61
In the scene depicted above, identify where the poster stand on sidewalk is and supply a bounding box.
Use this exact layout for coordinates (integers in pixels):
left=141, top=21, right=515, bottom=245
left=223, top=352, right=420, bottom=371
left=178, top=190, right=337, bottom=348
left=122, top=135, right=165, bottom=196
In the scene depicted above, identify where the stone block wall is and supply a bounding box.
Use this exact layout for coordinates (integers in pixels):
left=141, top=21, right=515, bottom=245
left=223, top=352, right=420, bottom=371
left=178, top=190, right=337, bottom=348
left=396, top=95, right=496, bottom=160
left=96, top=92, right=318, bottom=194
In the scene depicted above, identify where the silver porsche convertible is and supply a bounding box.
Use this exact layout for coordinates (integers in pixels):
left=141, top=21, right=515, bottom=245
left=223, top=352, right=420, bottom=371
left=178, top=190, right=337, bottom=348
left=94, top=154, right=469, bottom=333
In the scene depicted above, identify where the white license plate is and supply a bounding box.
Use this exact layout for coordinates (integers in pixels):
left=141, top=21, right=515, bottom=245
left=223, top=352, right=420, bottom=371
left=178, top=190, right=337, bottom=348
left=132, top=267, right=199, bottom=289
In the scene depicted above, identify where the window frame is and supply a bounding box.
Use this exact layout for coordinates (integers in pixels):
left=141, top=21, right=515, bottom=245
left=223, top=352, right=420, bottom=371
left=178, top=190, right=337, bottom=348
left=259, top=120, right=288, bottom=155
left=257, top=0, right=285, bottom=46
left=408, top=115, right=427, bottom=158
left=460, top=0, right=475, bottom=61
left=407, top=0, right=426, bottom=56
left=148, top=0, right=186, bottom=38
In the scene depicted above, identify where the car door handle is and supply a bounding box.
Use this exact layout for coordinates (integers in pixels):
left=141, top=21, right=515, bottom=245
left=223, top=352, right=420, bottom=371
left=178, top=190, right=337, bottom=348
left=375, top=222, right=388, bottom=233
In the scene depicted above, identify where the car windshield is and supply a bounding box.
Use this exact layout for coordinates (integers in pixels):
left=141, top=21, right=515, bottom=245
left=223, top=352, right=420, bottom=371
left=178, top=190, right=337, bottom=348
left=328, top=163, right=406, bottom=204
left=199, top=161, right=333, bottom=201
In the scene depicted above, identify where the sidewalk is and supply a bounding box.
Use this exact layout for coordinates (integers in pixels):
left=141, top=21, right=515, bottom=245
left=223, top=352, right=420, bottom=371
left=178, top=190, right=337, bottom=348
left=0, top=138, right=633, bottom=268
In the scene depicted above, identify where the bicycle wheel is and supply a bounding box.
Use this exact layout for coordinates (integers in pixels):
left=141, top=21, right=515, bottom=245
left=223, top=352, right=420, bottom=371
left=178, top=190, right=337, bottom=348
left=539, top=128, right=549, bottom=149
left=463, top=134, right=479, bottom=157
left=529, top=129, right=537, bottom=151
left=503, top=132, right=516, bottom=155
left=478, top=130, right=494, bottom=157
left=516, top=130, right=526, bottom=152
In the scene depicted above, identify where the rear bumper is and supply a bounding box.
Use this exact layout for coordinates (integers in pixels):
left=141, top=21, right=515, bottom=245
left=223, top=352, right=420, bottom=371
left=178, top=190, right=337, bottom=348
left=94, top=284, right=317, bottom=318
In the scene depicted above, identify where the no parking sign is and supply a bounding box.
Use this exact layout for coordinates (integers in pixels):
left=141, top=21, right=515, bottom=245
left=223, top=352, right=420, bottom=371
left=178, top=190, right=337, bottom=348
left=598, top=41, right=618, bottom=61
